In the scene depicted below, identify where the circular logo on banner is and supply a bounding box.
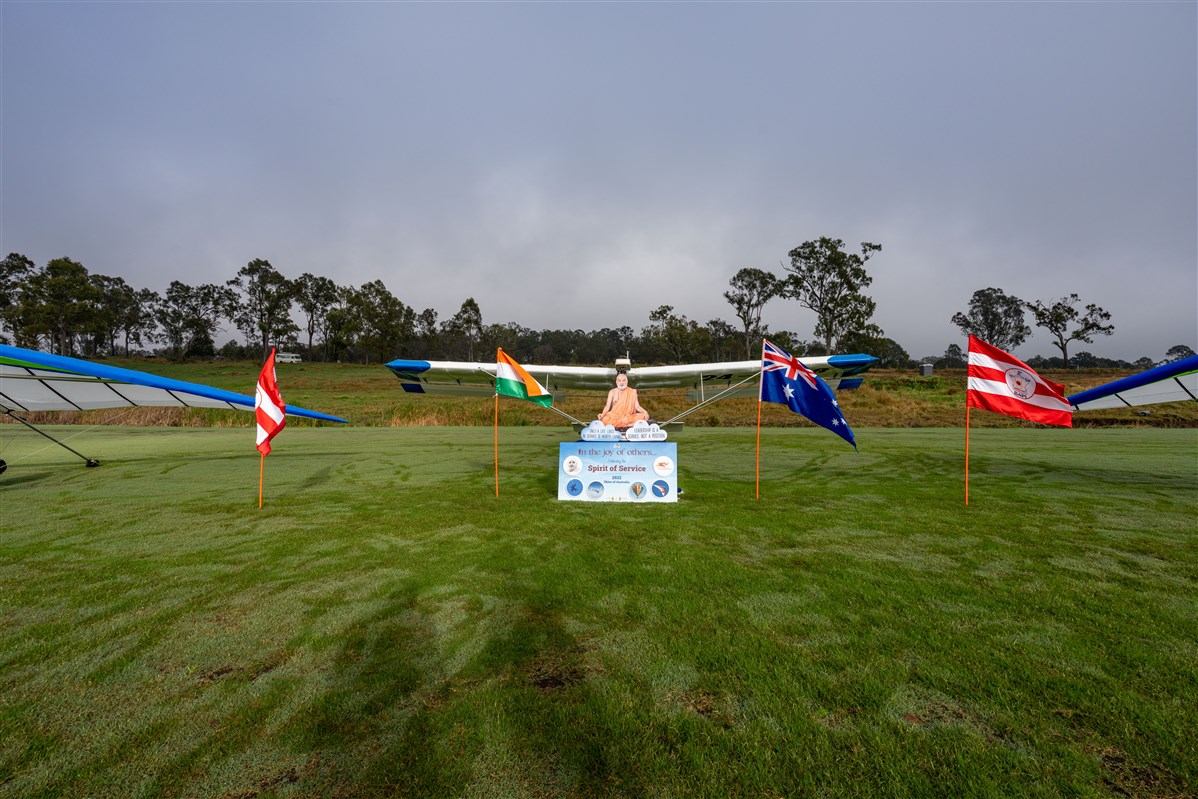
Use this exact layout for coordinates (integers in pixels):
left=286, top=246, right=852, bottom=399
left=586, top=481, right=605, bottom=499
left=1005, top=368, right=1036, bottom=400
left=566, top=479, right=583, bottom=497
left=562, top=456, right=583, bottom=476
left=629, top=482, right=646, bottom=499
left=653, top=455, right=675, bottom=477
left=652, top=480, right=670, bottom=497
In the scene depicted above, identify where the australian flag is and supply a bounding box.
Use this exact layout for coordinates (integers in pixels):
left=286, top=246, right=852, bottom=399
left=760, top=339, right=857, bottom=449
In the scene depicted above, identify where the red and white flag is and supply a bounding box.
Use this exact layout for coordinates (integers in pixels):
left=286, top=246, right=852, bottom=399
left=967, top=335, right=1071, bottom=427
left=255, top=348, right=287, bottom=455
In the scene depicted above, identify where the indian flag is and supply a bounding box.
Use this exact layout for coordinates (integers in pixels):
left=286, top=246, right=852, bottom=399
left=496, top=348, right=552, bottom=407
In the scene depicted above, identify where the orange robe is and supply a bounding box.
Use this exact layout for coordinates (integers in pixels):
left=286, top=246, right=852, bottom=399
left=601, top=387, right=648, bottom=428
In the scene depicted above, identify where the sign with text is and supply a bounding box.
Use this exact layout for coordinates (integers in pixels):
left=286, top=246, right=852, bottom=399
left=558, top=441, right=678, bottom=502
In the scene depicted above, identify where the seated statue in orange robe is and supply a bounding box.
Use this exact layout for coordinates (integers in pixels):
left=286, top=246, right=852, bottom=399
left=599, top=373, right=649, bottom=429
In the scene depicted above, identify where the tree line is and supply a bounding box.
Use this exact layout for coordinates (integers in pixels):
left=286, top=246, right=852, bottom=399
left=1, top=240, right=1187, bottom=368
left=946, top=286, right=1187, bottom=368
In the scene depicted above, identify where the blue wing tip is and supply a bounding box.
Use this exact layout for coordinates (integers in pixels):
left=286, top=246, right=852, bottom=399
left=827, top=353, right=879, bottom=375
left=386, top=359, right=432, bottom=374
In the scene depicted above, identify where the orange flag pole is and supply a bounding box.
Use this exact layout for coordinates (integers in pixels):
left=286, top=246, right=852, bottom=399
left=494, top=393, right=499, bottom=498
left=258, top=452, right=265, bottom=509
left=756, top=340, right=766, bottom=499
left=755, top=400, right=763, bottom=499
left=964, top=405, right=971, bottom=506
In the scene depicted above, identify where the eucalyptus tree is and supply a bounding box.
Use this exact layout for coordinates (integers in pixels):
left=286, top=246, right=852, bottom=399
left=0, top=253, right=35, bottom=344
left=531, top=329, right=575, bottom=364
left=444, top=297, right=483, bottom=361
left=293, top=272, right=339, bottom=360
left=86, top=275, right=140, bottom=356
left=323, top=285, right=362, bottom=363
left=569, top=329, right=606, bottom=365
left=22, top=257, right=100, bottom=355
left=644, top=305, right=710, bottom=363
left=705, top=318, right=737, bottom=361
left=1164, top=344, right=1195, bottom=362
left=415, top=308, right=439, bottom=358
left=155, top=281, right=237, bottom=360
left=1027, top=294, right=1114, bottom=368
left=782, top=238, right=882, bottom=353
left=598, top=326, right=635, bottom=363
left=351, top=280, right=415, bottom=364
left=837, top=324, right=894, bottom=363
left=766, top=333, right=819, bottom=356
left=228, top=259, right=297, bottom=361
left=479, top=322, right=531, bottom=360
left=118, top=288, right=161, bottom=356
left=870, top=337, right=911, bottom=368
left=950, top=287, right=1030, bottom=351
left=939, top=343, right=966, bottom=368
left=724, top=267, right=781, bottom=358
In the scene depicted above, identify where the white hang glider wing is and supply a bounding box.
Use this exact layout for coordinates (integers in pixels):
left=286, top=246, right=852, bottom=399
left=0, top=344, right=346, bottom=421
left=386, top=352, right=878, bottom=433
left=0, top=344, right=346, bottom=470
left=1067, top=355, right=1198, bottom=411
left=385, top=353, right=878, bottom=399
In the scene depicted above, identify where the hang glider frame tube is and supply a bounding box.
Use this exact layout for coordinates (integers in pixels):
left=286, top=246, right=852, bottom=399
left=659, top=372, right=761, bottom=426
left=433, top=361, right=591, bottom=424
left=4, top=409, right=100, bottom=467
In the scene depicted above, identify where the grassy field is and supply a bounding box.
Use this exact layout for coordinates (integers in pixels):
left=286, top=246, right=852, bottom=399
left=1, top=425, right=1195, bottom=798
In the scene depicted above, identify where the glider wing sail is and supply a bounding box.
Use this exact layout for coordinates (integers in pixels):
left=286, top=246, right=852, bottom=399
left=386, top=359, right=613, bottom=396
left=623, top=354, right=878, bottom=396
left=386, top=354, right=878, bottom=397
left=1067, top=355, right=1198, bottom=411
left=0, top=344, right=346, bottom=422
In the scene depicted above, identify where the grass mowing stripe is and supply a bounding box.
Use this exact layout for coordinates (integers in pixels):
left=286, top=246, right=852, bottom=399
left=0, top=426, right=1194, bottom=797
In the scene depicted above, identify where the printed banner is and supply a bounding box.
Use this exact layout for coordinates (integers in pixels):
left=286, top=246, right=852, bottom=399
left=558, top=441, right=678, bottom=502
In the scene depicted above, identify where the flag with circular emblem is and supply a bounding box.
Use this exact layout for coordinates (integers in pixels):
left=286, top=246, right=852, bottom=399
left=967, top=335, right=1071, bottom=427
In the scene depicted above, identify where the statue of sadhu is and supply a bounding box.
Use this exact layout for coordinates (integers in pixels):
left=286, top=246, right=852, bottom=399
left=598, top=372, right=649, bottom=429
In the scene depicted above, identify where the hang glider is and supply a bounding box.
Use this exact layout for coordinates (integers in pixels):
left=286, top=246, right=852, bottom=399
left=0, top=344, right=346, bottom=420
left=386, top=354, right=877, bottom=397
left=1067, top=355, right=1198, bottom=411
left=0, top=344, right=346, bottom=469
left=385, top=353, right=878, bottom=432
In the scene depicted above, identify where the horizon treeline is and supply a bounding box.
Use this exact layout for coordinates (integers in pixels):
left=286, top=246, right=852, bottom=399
left=0, top=253, right=829, bottom=367
left=0, top=251, right=1188, bottom=370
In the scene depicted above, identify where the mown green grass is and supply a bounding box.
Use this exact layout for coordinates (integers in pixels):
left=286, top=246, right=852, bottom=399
left=1, top=426, right=1195, bottom=798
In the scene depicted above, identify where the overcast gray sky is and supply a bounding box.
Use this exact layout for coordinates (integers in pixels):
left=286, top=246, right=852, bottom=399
left=2, top=1, right=1194, bottom=362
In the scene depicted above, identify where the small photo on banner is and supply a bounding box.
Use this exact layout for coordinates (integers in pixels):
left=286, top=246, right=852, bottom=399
left=558, top=441, right=677, bottom=502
